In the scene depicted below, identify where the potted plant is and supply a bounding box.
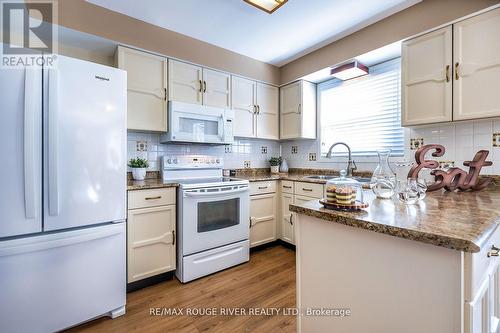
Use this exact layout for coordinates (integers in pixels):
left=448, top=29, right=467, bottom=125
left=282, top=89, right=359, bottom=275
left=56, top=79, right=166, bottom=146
left=269, top=157, right=282, bottom=174
left=128, top=157, right=149, bottom=181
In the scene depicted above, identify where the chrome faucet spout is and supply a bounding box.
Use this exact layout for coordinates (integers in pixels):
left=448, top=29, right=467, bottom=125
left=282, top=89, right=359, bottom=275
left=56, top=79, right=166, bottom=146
left=326, top=142, right=357, bottom=177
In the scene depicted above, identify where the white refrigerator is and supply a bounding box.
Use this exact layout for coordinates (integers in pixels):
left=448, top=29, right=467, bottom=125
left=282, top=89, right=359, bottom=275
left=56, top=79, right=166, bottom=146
left=0, top=54, right=127, bottom=333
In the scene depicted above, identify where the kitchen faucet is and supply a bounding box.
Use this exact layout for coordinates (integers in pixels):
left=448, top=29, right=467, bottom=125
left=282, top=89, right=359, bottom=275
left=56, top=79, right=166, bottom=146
left=326, top=142, right=357, bottom=177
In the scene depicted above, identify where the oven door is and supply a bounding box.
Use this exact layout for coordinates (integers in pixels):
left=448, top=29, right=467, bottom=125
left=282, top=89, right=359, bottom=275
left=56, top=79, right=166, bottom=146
left=181, top=185, right=249, bottom=255
left=168, top=101, right=226, bottom=144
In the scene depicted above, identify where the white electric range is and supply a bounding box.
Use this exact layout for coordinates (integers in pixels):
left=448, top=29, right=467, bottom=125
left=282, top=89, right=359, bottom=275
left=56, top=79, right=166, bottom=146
left=161, top=155, right=250, bottom=283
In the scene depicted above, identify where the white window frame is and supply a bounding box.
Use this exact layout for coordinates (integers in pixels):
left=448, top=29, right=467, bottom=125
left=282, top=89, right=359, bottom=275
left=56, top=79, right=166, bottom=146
left=316, top=58, right=404, bottom=163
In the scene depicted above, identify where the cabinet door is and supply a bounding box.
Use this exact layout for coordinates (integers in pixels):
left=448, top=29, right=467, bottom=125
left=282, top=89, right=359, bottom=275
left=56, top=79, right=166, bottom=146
left=168, top=59, right=202, bottom=105
left=249, top=193, right=276, bottom=247
left=127, top=205, right=176, bottom=283
left=116, top=46, right=167, bottom=131
left=256, top=83, right=279, bottom=140
left=466, top=272, right=493, bottom=333
left=203, top=68, right=231, bottom=108
left=401, top=26, right=452, bottom=126
left=231, top=76, right=256, bottom=138
left=280, top=81, right=302, bottom=139
left=453, top=8, right=500, bottom=121
left=281, top=192, right=294, bottom=244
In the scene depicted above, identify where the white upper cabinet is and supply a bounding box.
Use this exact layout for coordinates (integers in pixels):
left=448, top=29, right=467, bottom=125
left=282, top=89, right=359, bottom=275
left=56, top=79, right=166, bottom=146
left=168, top=59, right=203, bottom=105
left=169, top=60, right=231, bottom=108
left=231, top=76, right=257, bottom=138
left=402, top=8, right=500, bottom=126
left=256, top=83, right=279, bottom=140
left=402, top=26, right=453, bottom=126
left=453, top=8, right=500, bottom=121
left=203, top=68, right=231, bottom=108
left=231, top=76, right=279, bottom=140
left=280, top=80, right=316, bottom=140
left=116, top=46, right=167, bottom=132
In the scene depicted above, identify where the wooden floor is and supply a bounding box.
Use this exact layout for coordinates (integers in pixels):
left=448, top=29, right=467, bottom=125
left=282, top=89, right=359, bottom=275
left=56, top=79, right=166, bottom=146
left=68, top=245, right=296, bottom=333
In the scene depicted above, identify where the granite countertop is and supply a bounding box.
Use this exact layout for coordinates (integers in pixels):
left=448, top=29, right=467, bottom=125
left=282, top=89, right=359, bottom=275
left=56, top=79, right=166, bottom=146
left=289, top=189, right=500, bottom=253
left=127, top=178, right=179, bottom=191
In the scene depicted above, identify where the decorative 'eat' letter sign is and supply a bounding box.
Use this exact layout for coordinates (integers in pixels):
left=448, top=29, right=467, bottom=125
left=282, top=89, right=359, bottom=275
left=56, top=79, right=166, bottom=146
left=408, top=144, right=493, bottom=192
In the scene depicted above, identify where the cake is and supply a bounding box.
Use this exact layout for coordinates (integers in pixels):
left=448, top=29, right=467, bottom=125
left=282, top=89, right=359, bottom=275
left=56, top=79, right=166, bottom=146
left=335, top=187, right=356, bottom=205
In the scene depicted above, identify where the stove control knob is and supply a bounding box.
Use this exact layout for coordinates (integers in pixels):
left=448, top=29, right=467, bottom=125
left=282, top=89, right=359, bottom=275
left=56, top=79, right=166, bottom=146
left=216, top=159, right=220, bottom=164
left=173, top=158, right=178, bottom=164
left=167, top=158, right=172, bottom=164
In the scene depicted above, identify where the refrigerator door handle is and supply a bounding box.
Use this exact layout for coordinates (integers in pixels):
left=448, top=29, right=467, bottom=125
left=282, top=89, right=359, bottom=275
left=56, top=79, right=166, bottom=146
left=0, top=223, right=124, bottom=257
left=48, top=68, right=60, bottom=216
left=23, top=69, right=37, bottom=219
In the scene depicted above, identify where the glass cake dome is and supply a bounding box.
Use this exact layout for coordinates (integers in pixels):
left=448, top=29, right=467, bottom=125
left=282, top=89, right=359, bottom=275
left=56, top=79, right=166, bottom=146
left=325, top=170, right=364, bottom=207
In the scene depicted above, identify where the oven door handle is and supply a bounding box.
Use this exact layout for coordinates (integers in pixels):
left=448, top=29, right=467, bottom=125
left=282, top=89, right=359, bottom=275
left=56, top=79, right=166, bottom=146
left=184, top=187, right=249, bottom=197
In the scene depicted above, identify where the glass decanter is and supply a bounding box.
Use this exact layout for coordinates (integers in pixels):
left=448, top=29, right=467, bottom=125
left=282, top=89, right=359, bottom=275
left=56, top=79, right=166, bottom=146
left=370, top=149, right=396, bottom=199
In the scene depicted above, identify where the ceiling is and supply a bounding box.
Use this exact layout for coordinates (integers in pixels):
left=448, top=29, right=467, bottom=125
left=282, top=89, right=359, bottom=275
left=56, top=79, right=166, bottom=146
left=87, top=0, right=421, bottom=67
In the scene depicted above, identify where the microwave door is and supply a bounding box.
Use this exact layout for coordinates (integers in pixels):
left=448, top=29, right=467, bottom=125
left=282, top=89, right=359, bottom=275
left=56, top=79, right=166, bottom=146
left=168, top=109, right=225, bottom=144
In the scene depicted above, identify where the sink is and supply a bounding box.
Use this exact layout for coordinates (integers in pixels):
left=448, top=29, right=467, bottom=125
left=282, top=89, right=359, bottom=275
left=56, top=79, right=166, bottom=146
left=303, top=175, right=336, bottom=180
left=303, top=175, right=372, bottom=184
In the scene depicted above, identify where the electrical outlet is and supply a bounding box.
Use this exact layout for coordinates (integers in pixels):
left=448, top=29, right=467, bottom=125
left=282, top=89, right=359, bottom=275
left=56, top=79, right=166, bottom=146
left=493, top=133, right=500, bottom=147
left=438, top=161, right=455, bottom=170
left=136, top=140, right=148, bottom=152
left=291, top=146, right=298, bottom=154
left=224, top=145, right=232, bottom=153
left=244, top=161, right=251, bottom=168
left=261, top=146, right=268, bottom=154
left=410, top=138, right=424, bottom=150
left=308, top=153, right=317, bottom=161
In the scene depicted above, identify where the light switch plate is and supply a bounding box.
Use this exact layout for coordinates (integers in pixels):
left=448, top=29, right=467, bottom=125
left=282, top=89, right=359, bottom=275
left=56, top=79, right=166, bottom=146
left=308, top=153, right=317, bottom=161
left=291, top=146, right=298, bottom=154
left=244, top=161, right=251, bottom=168
left=493, top=133, right=500, bottom=147
left=410, top=138, right=424, bottom=150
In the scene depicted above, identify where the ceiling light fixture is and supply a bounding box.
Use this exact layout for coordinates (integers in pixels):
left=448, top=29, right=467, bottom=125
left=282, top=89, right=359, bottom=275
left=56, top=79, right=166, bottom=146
left=330, top=61, right=369, bottom=81
left=243, top=0, right=288, bottom=14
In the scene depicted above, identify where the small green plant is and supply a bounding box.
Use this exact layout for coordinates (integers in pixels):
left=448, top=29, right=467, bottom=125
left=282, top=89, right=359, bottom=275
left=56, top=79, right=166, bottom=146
left=269, top=156, right=282, bottom=166
left=128, top=157, right=149, bottom=168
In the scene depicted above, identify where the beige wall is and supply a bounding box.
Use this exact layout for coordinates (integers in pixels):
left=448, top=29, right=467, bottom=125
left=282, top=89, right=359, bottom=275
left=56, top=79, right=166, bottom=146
left=56, top=0, right=280, bottom=85
left=280, top=0, right=500, bottom=85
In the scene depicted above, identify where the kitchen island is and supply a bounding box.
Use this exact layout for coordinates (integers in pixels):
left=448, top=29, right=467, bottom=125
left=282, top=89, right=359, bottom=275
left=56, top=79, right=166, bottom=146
left=290, top=189, right=500, bottom=333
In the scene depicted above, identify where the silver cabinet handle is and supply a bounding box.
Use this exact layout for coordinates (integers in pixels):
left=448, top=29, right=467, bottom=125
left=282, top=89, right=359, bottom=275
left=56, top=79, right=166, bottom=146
left=172, top=230, right=175, bottom=246
left=297, top=103, right=301, bottom=114
left=203, top=80, right=207, bottom=93
left=283, top=185, right=292, bottom=189
left=488, top=245, right=500, bottom=257
left=198, top=80, right=203, bottom=93
left=455, top=62, right=460, bottom=80
left=249, top=217, right=254, bottom=228
left=258, top=186, right=268, bottom=189
left=145, top=196, right=162, bottom=200
left=302, top=188, right=313, bottom=192
left=257, top=105, right=260, bottom=114
left=289, top=213, right=293, bottom=225
left=445, top=65, right=450, bottom=83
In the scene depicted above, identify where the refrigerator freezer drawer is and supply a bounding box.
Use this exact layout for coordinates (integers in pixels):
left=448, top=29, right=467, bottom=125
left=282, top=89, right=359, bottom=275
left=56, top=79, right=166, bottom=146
left=0, top=223, right=126, bottom=333
left=177, top=239, right=249, bottom=283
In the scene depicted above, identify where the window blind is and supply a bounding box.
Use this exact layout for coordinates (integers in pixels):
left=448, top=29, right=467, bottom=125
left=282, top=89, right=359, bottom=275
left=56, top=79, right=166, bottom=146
left=318, top=58, right=404, bottom=157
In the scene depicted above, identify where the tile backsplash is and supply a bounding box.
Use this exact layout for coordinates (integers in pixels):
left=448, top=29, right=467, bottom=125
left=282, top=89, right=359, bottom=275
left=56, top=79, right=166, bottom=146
left=281, top=119, right=500, bottom=175
left=127, top=132, right=280, bottom=172
left=128, top=118, right=500, bottom=175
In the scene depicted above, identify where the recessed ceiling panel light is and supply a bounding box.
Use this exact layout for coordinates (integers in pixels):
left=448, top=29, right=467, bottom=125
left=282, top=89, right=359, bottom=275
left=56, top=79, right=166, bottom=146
left=244, top=0, right=288, bottom=14
left=330, top=61, right=369, bottom=81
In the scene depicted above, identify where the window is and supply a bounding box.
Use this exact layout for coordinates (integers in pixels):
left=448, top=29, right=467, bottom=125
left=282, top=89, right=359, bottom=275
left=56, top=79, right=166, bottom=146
left=318, top=58, right=404, bottom=158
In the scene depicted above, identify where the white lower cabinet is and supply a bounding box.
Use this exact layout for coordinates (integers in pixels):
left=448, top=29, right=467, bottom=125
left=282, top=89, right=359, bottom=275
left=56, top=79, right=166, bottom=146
left=127, top=188, right=176, bottom=283
left=249, top=182, right=277, bottom=247
left=281, top=192, right=294, bottom=244
left=278, top=180, right=324, bottom=246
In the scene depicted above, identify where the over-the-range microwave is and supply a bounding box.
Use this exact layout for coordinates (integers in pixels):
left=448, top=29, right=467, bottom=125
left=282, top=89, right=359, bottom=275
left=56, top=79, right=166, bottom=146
left=160, top=101, right=234, bottom=145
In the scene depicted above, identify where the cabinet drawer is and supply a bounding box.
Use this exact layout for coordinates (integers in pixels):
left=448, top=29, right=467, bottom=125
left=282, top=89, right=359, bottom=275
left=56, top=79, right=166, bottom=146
left=281, top=180, right=294, bottom=194
left=128, top=188, right=176, bottom=209
left=250, top=181, right=276, bottom=196
left=294, top=182, right=323, bottom=198
left=465, top=225, right=500, bottom=301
